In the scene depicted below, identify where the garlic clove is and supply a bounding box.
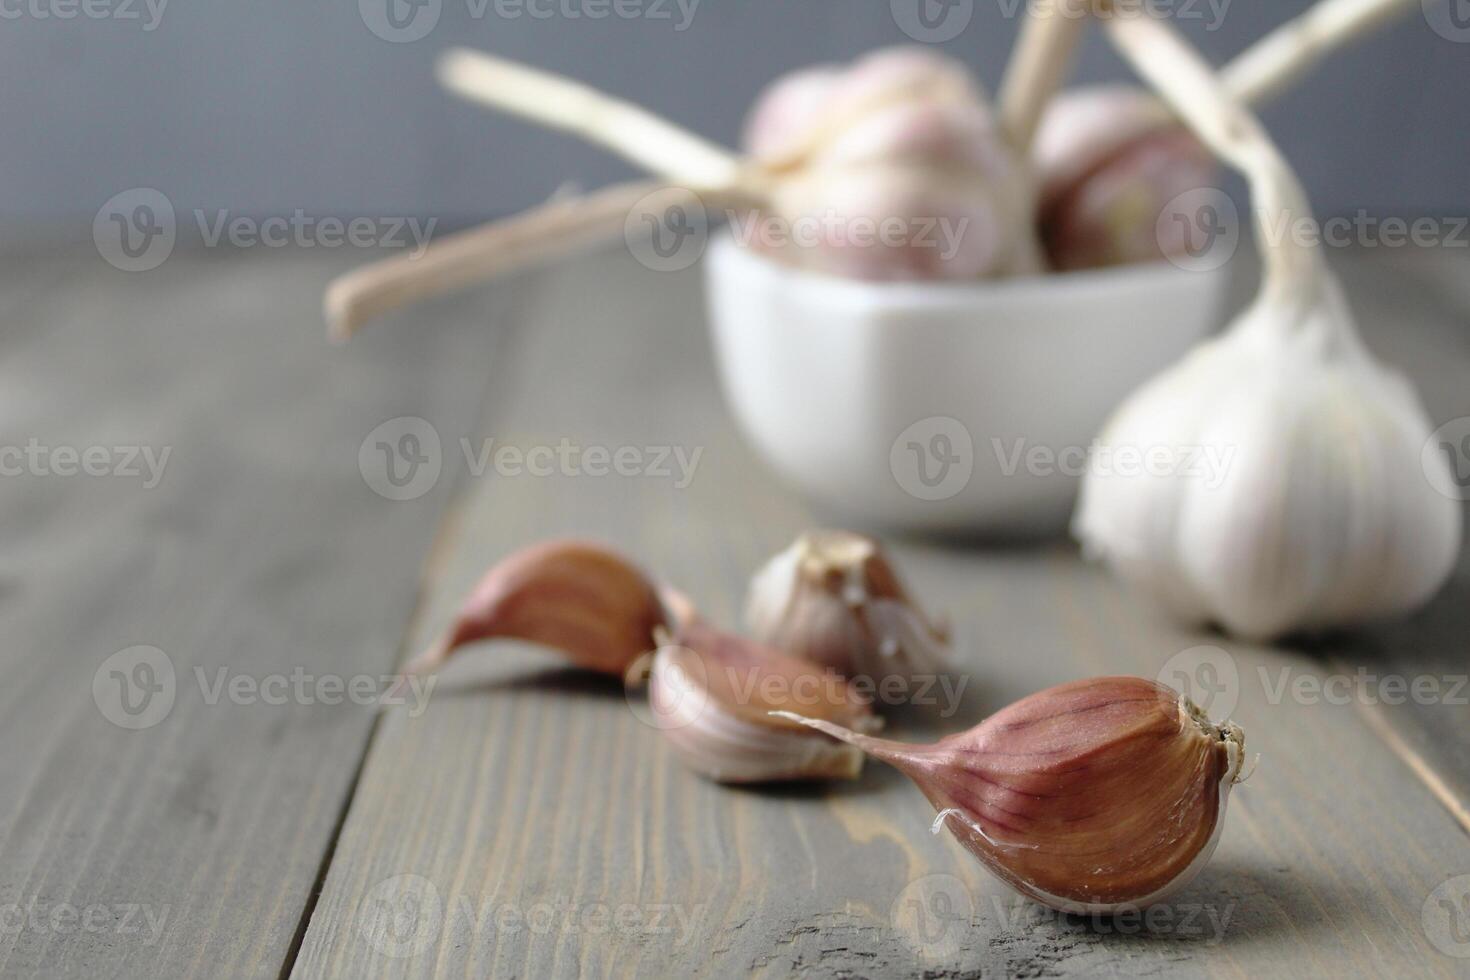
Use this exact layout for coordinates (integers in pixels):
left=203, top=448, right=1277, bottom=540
left=778, top=676, right=1246, bottom=913
left=405, top=539, right=666, bottom=682
left=745, top=530, right=950, bottom=682
left=645, top=618, right=880, bottom=784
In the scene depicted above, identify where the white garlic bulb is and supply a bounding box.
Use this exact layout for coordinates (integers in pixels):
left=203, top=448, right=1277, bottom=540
left=1074, top=14, right=1461, bottom=640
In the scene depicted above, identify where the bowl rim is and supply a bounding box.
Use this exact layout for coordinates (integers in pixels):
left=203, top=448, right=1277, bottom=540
left=705, top=230, right=1231, bottom=313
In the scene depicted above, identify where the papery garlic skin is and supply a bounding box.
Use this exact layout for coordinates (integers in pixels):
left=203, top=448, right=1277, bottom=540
left=779, top=676, right=1245, bottom=913
left=406, top=539, right=666, bottom=680
left=742, top=47, right=1043, bottom=280
left=745, top=530, right=949, bottom=681
left=646, top=619, right=879, bottom=784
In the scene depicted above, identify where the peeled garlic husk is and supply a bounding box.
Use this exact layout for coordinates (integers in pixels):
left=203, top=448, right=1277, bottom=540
left=742, top=47, right=1044, bottom=280
left=405, top=539, right=666, bottom=681
left=1073, top=13, right=1462, bottom=641
left=744, top=530, right=949, bottom=682
left=645, top=618, right=880, bottom=784
left=779, top=676, right=1245, bottom=913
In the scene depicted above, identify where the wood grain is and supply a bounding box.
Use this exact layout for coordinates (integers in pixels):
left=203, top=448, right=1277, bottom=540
left=0, top=243, right=508, bottom=979
left=290, top=245, right=1470, bottom=978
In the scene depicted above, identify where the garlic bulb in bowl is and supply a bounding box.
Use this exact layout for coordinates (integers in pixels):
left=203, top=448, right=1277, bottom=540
left=1073, top=13, right=1461, bottom=640
left=325, top=43, right=1060, bottom=338
left=1034, top=0, right=1421, bottom=272
left=741, top=47, right=1042, bottom=280
left=1034, top=85, right=1216, bottom=271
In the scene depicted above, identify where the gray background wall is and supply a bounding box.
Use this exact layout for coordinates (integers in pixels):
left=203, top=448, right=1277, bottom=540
left=2, top=0, right=1465, bottom=229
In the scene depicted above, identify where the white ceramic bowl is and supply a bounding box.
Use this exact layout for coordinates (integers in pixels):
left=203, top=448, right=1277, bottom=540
left=704, top=234, right=1231, bottom=536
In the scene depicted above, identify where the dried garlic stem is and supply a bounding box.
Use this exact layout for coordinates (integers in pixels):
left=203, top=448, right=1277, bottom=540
left=998, top=0, right=1090, bottom=151
left=1117, top=0, right=1419, bottom=134
left=437, top=48, right=747, bottom=191
left=1221, top=0, right=1420, bottom=107
left=1104, top=11, right=1326, bottom=316
left=324, top=180, right=664, bottom=340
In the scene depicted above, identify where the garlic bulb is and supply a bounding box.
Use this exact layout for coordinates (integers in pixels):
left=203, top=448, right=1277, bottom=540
left=744, top=530, right=948, bottom=681
left=1034, top=0, right=1420, bottom=271
left=1034, top=86, right=1217, bottom=271
left=779, top=676, right=1246, bottom=913
left=743, top=47, right=1043, bottom=280
left=1072, top=14, right=1461, bottom=639
left=330, top=45, right=1049, bottom=336
left=405, top=539, right=666, bottom=681
left=646, top=618, right=880, bottom=783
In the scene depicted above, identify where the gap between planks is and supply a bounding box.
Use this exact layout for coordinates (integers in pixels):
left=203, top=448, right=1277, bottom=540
left=274, top=273, right=531, bottom=980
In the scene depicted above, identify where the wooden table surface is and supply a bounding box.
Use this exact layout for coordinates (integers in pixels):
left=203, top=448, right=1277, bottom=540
left=1, top=239, right=1467, bottom=979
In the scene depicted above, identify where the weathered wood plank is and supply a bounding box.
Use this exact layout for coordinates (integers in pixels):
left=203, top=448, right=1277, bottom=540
left=292, top=245, right=1470, bottom=978
left=0, top=243, right=509, bottom=979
